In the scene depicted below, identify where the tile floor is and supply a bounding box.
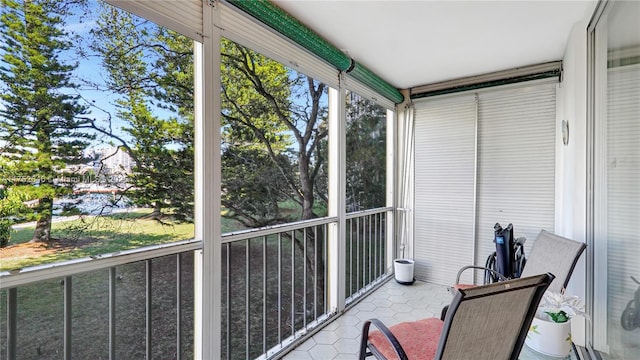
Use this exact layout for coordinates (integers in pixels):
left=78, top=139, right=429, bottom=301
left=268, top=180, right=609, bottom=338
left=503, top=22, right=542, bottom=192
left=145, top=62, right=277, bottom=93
left=281, top=280, right=451, bottom=360
left=280, top=279, right=574, bottom=360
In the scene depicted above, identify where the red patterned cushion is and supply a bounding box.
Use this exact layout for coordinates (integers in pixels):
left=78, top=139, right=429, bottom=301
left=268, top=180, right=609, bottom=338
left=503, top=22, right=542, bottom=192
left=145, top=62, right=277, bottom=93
left=453, top=283, right=476, bottom=291
left=368, top=318, right=443, bottom=360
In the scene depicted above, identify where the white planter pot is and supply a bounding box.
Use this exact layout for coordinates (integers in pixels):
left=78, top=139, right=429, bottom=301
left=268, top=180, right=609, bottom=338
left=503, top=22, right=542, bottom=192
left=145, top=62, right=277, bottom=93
left=393, top=259, right=415, bottom=285
left=525, top=317, right=572, bottom=358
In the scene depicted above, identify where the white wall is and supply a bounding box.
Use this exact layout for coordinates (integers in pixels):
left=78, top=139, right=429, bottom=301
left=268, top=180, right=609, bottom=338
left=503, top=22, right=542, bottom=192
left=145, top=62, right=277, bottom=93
left=556, top=19, right=589, bottom=346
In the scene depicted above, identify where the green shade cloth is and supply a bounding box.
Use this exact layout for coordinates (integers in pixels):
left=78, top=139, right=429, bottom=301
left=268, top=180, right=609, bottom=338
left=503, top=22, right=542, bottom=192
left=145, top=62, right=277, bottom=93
left=228, top=0, right=404, bottom=104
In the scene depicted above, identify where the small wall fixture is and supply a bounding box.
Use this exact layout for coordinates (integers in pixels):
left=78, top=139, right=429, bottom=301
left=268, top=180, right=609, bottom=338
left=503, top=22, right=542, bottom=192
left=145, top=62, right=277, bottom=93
left=562, top=120, right=569, bottom=146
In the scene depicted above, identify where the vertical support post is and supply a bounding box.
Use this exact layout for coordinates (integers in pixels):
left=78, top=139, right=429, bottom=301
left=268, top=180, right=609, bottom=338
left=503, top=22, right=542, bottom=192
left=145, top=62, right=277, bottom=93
left=277, top=234, right=282, bottom=344
left=146, top=260, right=152, bottom=359
left=176, top=254, right=182, bottom=360
left=245, top=240, right=250, bottom=357
left=368, top=214, right=373, bottom=283
left=7, top=288, right=17, bottom=360
left=262, top=236, right=267, bottom=354
left=109, top=267, right=116, bottom=360
left=377, top=213, right=382, bottom=277
left=356, top=218, right=360, bottom=291
left=373, top=214, right=378, bottom=278
left=302, top=229, right=307, bottom=327
left=349, top=219, right=353, bottom=296
left=386, top=109, right=395, bottom=273
left=64, top=276, right=72, bottom=360
left=225, top=244, right=230, bottom=360
left=323, top=227, right=328, bottom=313
left=367, top=214, right=378, bottom=282
left=327, top=83, right=346, bottom=312
left=313, top=225, right=318, bottom=318
left=290, top=230, right=295, bottom=334
left=195, top=1, right=222, bottom=359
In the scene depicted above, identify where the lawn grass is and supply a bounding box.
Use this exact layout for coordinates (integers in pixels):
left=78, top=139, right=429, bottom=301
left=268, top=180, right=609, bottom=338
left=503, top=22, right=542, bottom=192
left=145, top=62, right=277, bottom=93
left=0, top=252, right=196, bottom=359
left=0, top=211, right=327, bottom=359
left=1, top=210, right=242, bottom=271
left=0, top=207, right=385, bottom=359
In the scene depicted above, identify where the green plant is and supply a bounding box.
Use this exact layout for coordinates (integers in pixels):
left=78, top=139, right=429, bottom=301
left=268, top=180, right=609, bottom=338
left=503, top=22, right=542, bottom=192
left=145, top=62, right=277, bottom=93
left=0, top=219, right=12, bottom=247
left=546, top=310, right=571, bottom=323
left=538, top=291, right=588, bottom=323
left=0, top=184, right=26, bottom=247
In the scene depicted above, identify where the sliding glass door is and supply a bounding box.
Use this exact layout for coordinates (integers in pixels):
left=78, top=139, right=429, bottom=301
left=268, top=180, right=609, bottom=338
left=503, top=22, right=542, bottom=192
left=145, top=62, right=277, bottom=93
left=590, top=1, right=640, bottom=358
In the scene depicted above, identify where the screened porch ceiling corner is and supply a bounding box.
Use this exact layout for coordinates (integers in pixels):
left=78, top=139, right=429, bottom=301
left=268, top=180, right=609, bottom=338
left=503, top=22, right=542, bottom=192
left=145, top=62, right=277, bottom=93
left=273, top=0, right=597, bottom=89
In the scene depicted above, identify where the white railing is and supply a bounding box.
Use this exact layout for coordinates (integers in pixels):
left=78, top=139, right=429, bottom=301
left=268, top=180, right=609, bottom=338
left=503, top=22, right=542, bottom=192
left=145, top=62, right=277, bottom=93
left=221, top=217, right=334, bottom=359
left=345, top=208, right=391, bottom=303
left=0, top=209, right=392, bottom=360
left=0, top=240, right=201, bottom=360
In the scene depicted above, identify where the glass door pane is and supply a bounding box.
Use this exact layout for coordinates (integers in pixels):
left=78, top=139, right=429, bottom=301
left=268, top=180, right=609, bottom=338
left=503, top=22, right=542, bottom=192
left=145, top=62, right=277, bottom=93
left=593, top=1, right=640, bottom=358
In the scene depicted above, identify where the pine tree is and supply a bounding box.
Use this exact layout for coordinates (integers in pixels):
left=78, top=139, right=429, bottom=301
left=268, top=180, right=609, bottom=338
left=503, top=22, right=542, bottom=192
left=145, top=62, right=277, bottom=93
left=90, top=4, right=194, bottom=222
left=0, top=0, right=93, bottom=243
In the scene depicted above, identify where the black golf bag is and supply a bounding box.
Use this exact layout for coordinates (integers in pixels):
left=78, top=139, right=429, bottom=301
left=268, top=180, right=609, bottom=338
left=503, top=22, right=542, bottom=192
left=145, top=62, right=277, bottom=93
left=484, top=223, right=527, bottom=284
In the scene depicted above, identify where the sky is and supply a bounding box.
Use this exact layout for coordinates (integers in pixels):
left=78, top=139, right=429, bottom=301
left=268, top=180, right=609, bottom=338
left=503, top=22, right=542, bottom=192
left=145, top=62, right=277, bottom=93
left=59, top=0, right=180, bottom=151
left=2, top=0, right=326, bottom=156
left=61, top=1, right=133, bottom=150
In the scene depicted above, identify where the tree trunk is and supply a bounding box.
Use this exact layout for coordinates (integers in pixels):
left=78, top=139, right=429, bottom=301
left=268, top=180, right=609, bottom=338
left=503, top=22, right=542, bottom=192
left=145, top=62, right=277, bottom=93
left=30, top=197, right=53, bottom=243
left=289, top=227, right=326, bottom=318
left=150, top=202, right=162, bottom=220
left=298, top=153, right=315, bottom=220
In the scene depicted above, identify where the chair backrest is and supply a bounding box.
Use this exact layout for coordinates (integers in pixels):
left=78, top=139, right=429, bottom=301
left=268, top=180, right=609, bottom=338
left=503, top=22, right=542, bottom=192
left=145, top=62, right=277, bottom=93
left=520, top=230, right=586, bottom=293
left=436, top=273, right=554, bottom=360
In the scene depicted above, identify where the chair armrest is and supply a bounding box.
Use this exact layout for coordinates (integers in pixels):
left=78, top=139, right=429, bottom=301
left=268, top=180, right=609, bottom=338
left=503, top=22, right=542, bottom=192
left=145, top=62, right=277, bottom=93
left=360, top=319, right=409, bottom=360
left=456, top=265, right=507, bottom=284
left=440, top=305, right=449, bottom=320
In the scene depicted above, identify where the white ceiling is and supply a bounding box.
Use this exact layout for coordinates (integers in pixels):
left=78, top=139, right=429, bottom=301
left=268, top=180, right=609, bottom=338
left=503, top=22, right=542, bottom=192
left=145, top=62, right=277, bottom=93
left=273, top=0, right=597, bottom=90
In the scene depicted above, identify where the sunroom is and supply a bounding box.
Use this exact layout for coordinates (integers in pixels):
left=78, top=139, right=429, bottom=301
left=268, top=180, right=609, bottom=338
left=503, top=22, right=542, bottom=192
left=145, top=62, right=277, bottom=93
left=1, top=0, right=638, bottom=359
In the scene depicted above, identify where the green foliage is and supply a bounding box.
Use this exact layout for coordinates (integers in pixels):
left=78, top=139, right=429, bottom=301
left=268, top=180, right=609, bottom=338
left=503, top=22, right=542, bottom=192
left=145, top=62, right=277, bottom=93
left=89, top=4, right=194, bottom=222
left=220, top=39, right=292, bottom=150
left=0, top=0, right=92, bottom=243
left=221, top=147, right=294, bottom=227
left=345, top=94, right=387, bottom=211
left=545, top=310, right=570, bottom=323
left=0, top=172, right=26, bottom=246
left=539, top=292, right=587, bottom=323
left=220, top=39, right=329, bottom=225
left=0, top=0, right=379, bottom=250
left=0, top=220, right=11, bottom=247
